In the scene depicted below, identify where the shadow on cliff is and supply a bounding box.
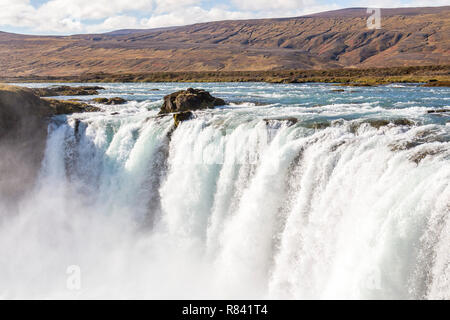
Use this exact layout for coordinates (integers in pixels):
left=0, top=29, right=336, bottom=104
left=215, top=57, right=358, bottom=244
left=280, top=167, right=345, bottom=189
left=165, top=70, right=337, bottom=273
left=0, top=85, right=55, bottom=209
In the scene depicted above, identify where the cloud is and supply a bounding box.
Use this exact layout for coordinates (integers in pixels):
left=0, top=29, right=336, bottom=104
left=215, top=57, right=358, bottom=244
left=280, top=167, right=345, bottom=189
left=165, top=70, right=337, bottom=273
left=0, top=0, right=446, bottom=35
left=140, top=7, right=253, bottom=29
left=86, top=15, right=139, bottom=33
left=0, top=0, right=215, bottom=33
left=153, top=0, right=202, bottom=14
left=38, top=0, right=153, bottom=20
left=362, top=0, right=450, bottom=7
left=0, top=0, right=36, bottom=27
left=231, top=0, right=307, bottom=11
left=1, top=0, right=330, bottom=34
left=33, top=0, right=154, bottom=32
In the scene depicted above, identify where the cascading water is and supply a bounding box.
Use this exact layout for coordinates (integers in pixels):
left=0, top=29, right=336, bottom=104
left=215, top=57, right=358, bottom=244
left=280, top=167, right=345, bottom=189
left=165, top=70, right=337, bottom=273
left=0, top=83, right=449, bottom=299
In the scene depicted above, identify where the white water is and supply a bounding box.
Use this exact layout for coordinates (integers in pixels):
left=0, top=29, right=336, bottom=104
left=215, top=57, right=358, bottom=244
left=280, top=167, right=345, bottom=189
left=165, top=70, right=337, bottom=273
left=0, top=83, right=449, bottom=299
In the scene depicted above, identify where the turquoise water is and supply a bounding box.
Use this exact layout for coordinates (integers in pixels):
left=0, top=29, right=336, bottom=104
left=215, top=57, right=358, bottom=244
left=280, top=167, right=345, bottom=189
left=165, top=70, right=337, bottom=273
left=15, top=82, right=450, bottom=126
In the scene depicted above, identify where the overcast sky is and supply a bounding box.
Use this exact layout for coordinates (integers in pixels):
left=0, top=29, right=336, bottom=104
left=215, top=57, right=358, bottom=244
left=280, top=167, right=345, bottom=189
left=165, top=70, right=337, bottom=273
left=0, top=0, right=448, bottom=35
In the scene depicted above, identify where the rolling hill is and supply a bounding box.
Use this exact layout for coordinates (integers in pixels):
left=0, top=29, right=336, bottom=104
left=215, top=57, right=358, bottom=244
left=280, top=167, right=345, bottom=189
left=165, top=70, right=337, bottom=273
left=0, top=6, right=449, bottom=77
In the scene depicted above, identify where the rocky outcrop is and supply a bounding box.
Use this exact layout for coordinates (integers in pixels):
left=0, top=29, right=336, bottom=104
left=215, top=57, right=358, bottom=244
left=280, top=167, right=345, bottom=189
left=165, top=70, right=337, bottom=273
left=427, top=109, right=450, bottom=114
left=92, top=98, right=108, bottom=104
left=159, top=88, right=225, bottom=114
left=32, top=85, right=105, bottom=97
left=348, top=118, right=415, bottom=133
left=263, top=117, right=298, bottom=126
left=92, top=97, right=127, bottom=105
left=409, top=148, right=444, bottom=164
left=0, top=85, right=54, bottom=203
left=364, top=119, right=414, bottom=129
left=43, top=98, right=101, bottom=114
left=173, top=111, right=194, bottom=127
left=305, top=121, right=332, bottom=130
left=0, top=84, right=99, bottom=204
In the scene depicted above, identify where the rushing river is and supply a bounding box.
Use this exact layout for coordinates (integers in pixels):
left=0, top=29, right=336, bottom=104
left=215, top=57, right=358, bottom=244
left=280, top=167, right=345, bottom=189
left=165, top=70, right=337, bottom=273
left=1, top=82, right=449, bottom=299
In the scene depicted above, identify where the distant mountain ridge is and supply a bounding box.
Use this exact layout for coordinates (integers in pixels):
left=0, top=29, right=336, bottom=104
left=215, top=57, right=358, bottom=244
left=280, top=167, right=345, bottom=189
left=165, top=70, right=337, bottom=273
left=0, top=6, right=449, bottom=76
left=304, top=6, right=449, bottom=17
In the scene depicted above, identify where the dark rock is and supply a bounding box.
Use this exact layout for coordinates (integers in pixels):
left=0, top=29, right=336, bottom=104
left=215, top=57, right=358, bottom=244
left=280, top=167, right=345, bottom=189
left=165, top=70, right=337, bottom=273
left=32, top=85, right=105, bottom=97
left=389, top=141, right=422, bottom=151
left=81, top=86, right=104, bottom=90
left=0, top=85, right=103, bottom=204
left=367, top=119, right=414, bottom=129
left=266, top=78, right=284, bottom=84
left=263, top=117, right=298, bottom=126
left=0, top=85, right=54, bottom=203
left=231, top=100, right=269, bottom=106
left=92, top=97, right=126, bottom=105
left=350, top=118, right=414, bottom=132
left=367, top=119, right=391, bottom=128
left=281, top=78, right=300, bottom=84
left=332, top=89, right=345, bottom=92
left=427, top=109, right=450, bottom=114
left=173, top=111, right=194, bottom=127
left=92, top=97, right=109, bottom=104
left=160, top=88, right=225, bottom=114
left=409, top=148, right=444, bottom=164
left=74, top=119, right=81, bottom=135
left=304, top=121, right=331, bottom=130
left=43, top=99, right=101, bottom=115
left=393, top=119, right=414, bottom=126
left=107, top=97, right=127, bottom=105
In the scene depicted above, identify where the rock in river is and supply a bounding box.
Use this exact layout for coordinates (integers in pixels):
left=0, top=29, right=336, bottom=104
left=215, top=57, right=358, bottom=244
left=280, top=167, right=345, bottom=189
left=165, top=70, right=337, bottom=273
left=32, top=85, right=105, bottom=97
left=92, top=97, right=127, bottom=105
left=159, top=88, right=225, bottom=114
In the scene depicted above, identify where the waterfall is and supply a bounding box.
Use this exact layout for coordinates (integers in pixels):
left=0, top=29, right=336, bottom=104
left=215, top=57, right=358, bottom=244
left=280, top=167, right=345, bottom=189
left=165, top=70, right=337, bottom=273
left=0, top=90, right=448, bottom=299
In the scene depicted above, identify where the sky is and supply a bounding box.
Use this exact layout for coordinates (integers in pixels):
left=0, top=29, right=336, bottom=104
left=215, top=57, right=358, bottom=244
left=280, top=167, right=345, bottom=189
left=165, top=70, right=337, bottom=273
left=0, top=0, right=448, bottom=35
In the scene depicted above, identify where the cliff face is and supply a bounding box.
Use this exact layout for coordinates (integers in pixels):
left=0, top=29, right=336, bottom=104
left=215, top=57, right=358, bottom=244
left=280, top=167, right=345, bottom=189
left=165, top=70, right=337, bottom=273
left=0, top=6, right=448, bottom=76
left=0, top=85, right=103, bottom=203
left=0, top=85, right=53, bottom=204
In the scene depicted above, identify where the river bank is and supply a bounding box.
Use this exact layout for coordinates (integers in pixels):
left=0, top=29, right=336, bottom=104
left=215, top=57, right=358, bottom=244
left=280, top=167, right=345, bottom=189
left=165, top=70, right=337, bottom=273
left=2, top=65, right=449, bottom=86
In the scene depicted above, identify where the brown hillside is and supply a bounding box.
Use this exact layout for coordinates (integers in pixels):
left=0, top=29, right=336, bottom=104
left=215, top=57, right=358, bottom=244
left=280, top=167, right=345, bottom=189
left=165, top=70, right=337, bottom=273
left=0, top=6, right=449, bottom=76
